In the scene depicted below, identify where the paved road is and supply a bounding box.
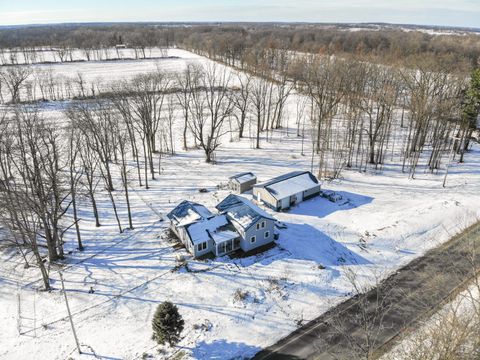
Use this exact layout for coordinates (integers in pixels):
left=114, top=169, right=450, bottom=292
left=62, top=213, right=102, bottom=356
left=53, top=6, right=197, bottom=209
left=253, top=222, right=480, bottom=360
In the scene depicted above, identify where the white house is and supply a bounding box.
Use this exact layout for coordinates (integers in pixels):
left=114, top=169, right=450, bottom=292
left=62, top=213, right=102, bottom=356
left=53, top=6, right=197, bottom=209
left=216, top=194, right=276, bottom=253
left=166, top=195, right=276, bottom=258
left=184, top=214, right=240, bottom=257
left=253, top=171, right=321, bottom=211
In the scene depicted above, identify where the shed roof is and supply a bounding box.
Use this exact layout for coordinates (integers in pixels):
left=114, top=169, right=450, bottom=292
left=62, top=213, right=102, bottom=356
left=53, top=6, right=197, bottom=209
left=229, top=172, right=256, bottom=184
left=255, top=171, right=319, bottom=200
left=166, top=200, right=214, bottom=227
left=216, top=194, right=275, bottom=231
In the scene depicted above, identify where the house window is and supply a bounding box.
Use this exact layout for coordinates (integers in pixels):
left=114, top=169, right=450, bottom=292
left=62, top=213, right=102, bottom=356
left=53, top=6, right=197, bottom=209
left=261, top=221, right=266, bottom=228
left=256, top=223, right=260, bottom=230
left=250, top=236, right=256, bottom=244
left=264, top=231, right=270, bottom=239
left=197, top=242, right=207, bottom=252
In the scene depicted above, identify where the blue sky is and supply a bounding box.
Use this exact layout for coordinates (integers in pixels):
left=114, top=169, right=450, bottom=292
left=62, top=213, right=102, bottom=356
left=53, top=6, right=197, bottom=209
left=0, top=0, right=479, bottom=28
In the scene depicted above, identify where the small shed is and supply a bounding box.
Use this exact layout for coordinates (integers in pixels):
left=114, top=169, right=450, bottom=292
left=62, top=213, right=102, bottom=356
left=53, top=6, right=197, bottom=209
left=228, top=172, right=257, bottom=194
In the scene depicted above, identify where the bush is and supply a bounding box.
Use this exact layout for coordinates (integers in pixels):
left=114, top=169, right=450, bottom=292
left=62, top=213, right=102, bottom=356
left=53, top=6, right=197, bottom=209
left=152, top=301, right=184, bottom=347
left=233, top=289, right=250, bottom=302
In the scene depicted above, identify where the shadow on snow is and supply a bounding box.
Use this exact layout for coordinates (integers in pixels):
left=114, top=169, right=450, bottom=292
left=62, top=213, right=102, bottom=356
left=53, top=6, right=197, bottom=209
left=190, top=339, right=261, bottom=360
left=288, top=191, right=373, bottom=219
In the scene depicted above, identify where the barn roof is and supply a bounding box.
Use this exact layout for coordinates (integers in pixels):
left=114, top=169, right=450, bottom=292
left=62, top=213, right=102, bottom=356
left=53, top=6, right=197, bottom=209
left=254, top=171, right=319, bottom=200
left=166, top=200, right=214, bottom=227
left=216, top=194, right=275, bottom=231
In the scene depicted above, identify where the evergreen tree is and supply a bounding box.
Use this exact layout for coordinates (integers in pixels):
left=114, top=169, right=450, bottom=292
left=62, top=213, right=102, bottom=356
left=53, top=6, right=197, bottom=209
left=459, top=68, right=480, bottom=162
left=152, top=301, right=184, bottom=347
left=463, top=68, right=480, bottom=122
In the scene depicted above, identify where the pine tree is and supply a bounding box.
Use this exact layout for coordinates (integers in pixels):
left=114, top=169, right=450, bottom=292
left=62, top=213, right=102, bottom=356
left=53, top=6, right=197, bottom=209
left=459, top=68, right=480, bottom=162
left=152, top=301, right=184, bottom=347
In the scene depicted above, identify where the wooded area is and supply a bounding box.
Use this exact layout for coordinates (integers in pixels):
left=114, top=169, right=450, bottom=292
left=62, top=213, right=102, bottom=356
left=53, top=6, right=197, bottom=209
left=0, top=23, right=479, bottom=290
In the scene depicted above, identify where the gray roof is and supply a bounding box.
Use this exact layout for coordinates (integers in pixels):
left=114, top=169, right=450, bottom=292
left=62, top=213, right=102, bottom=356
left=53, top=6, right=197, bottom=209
left=166, top=200, right=214, bottom=227
left=186, top=214, right=231, bottom=245
left=229, top=172, right=256, bottom=184
left=216, top=194, right=275, bottom=231
left=254, top=171, right=319, bottom=200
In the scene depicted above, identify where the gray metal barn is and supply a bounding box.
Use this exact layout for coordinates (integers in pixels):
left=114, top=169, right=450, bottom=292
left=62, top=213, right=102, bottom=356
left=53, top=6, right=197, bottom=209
left=253, top=171, right=321, bottom=211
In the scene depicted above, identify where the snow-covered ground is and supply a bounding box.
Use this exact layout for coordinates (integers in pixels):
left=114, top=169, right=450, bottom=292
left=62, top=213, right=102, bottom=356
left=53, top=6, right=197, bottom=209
left=1, top=49, right=480, bottom=360
left=0, top=48, right=209, bottom=101
left=0, top=47, right=176, bottom=65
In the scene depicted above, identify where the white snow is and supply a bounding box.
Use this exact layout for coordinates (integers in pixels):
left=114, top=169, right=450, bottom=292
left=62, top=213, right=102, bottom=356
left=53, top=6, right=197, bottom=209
left=218, top=195, right=274, bottom=230
left=187, top=215, right=229, bottom=245
left=167, top=201, right=214, bottom=228
left=211, top=230, right=239, bottom=244
left=1, top=48, right=480, bottom=360
left=230, top=172, right=256, bottom=184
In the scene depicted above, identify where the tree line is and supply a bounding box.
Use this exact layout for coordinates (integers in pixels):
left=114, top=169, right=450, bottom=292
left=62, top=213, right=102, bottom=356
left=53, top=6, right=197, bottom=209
left=1, top=26, right=480, bottom=289
left=1, top=23, right=479, bottom=70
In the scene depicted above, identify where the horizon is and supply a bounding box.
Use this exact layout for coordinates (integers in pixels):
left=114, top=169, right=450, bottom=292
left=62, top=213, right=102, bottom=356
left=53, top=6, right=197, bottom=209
left=1, top=0, right=479, bottom=28
left=0, top=20, right=479, bottom=32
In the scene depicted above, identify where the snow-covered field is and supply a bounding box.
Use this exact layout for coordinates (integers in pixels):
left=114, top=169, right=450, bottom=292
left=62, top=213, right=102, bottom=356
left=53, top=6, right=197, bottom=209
left=27, top=48, right=205, bottom=82
left=0, top=48, right=209, bottom=101
left=0, top=47, right=174, bottom=65
left=1, top=49, right=480, bottom=360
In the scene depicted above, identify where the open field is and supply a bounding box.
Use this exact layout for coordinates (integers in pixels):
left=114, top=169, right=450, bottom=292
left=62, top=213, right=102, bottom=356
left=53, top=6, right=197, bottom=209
left=0, top=48, right=208, bottom=102
left=1, top=49, right=479, bottom=360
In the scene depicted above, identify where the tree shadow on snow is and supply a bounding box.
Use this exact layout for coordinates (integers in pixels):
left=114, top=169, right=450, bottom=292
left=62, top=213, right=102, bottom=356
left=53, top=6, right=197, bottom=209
left=288, top=191, right=373, bottom=219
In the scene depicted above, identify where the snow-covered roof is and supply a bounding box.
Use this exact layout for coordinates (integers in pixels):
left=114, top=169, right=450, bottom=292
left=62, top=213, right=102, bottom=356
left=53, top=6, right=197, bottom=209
left=229, top=172, right=256, bottom=184
left=255, top=171, right=319, bottom=200
left=216, top=194, right=275, bottom=231
left=186, top=215, right=231, bottom=245
left=211, top=229, right=239, bottom=244
left=166, top=200, right=214, bottom=227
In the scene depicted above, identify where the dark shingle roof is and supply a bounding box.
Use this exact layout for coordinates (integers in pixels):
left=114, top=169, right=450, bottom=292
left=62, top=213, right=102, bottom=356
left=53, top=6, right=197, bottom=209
left=254, top=171, right=310, bottom=188
left=216, top=194, right=275, bottom=230
left=166, top=200, right=214, bottom=227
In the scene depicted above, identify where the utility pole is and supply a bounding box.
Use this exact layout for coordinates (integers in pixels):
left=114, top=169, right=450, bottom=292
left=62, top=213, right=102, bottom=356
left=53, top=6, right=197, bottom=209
left=443, top=136, right=460, bottom=188
left=59, top=272, right=82, bottom=354
left=17, top=285, right=21, bottom=335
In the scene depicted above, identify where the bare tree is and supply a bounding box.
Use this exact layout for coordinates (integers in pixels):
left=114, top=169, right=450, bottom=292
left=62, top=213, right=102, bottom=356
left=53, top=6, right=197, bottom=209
left=175, top=63, right=198, bottom=150
left=67, top=126, right=84, bottom=251
left=304, top=56, right=347, bottom=178
left=231, top=72, right=252, bottom=138
left=250, top=77, right=268, bottom=149
left=0, top=66, right=32, bottom=103
left=188, top=63, right=234, bottom=163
